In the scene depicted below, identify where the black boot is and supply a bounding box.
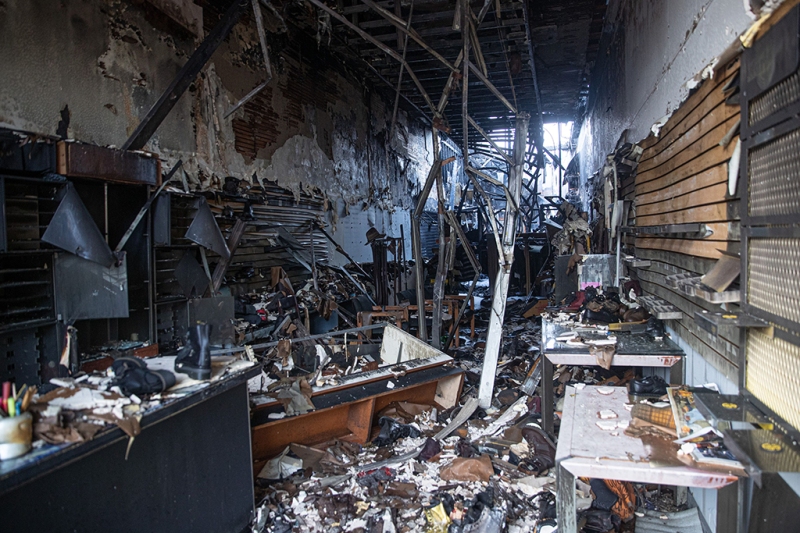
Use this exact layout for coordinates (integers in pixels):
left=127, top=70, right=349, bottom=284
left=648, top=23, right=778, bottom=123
left=174, top=324, right=212, bottom=380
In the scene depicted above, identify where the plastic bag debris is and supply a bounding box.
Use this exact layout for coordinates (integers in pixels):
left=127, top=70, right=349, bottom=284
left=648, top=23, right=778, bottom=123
left=425, top=502, right=452, bottom=533
left=257, top=446, right=303, bottom=480
left=276, top=379, right=315, bottom=416
left=372, top=416, right=420, bottom=447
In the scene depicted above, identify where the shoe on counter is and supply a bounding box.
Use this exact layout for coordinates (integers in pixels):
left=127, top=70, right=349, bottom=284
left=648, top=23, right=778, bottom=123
left=584, top=308, right=620, bottom=324
left=646, top=317, right=665, bottom=339
left=111, top=356, right=176, bottom=396
left=628, top=375, right=668, bottom=398
left=174, top=324, right=212, bottom=380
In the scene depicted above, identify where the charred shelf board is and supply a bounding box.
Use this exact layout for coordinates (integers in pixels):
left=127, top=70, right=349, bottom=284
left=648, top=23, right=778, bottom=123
left=666, top=273, right=741, bottom=303
left=694, top=393, right=774, bottom=429
left=638, top=295, right=684, bottom=320
left=695, top=311, right=771, bottom=336
left=621, top=224, right=711, bottom=237
left=624, top=256, right=651, bottom=268
left=57, top=142, right=160, bottom=186
left=724, top=428, right=800, bottom=486
left=665, top=272, right=695, bottom=289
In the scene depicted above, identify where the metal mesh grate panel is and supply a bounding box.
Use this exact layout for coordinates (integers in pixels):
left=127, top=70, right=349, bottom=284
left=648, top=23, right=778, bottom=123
left=746, top=329, right=800, bottom=431
left=748, top=237, right=800, bottom=326
left=749, top=70, right=800, bottom=126
left=748, top=128, right=800, bottom=218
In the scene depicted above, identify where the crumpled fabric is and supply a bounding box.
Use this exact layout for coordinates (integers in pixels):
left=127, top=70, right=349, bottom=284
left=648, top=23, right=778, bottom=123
left=590, top=478, right=618, bottom=511
left=356, top=466, right=394, bottom=489
left=604, top=479, right=636, bottom=521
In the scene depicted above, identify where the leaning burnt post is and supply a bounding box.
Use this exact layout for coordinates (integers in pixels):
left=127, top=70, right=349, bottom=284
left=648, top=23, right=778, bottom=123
left=412, top=148, right=443, bottom=344
left=477, top=113, right=530, bottom=408
left=430, top=131, right=448, bottom=349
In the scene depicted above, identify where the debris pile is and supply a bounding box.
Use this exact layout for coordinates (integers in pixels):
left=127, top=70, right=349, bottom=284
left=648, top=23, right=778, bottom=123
left=252, top=393, right=558, bottom=533
left=233, top=265, right=367, bottom=345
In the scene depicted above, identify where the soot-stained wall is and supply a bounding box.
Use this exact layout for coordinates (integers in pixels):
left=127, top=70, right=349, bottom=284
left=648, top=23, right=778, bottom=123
left=576, top=0, right=753, bottom=208
left=0, top=0, right=432, bottom=214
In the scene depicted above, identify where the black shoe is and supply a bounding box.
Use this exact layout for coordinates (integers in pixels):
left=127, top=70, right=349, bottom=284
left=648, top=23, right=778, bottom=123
left=584, top=308, right=620, bottom=324
left=174, top=324, right=212, bottom=380
left=629, top=375, right=668, bottom=397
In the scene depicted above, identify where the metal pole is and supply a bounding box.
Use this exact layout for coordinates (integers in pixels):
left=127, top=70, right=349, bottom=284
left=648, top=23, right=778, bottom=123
left=305, top=0, right=436, bottom=113
left=400, top=224, right=406, bottom=292
left=558, top=121, right=563, bottom=199
left=478, top=113, right=529, bottom=408
left=461, top=0, right=470, bottom=162
left=411, top=214, right=428, bottom=342
left=389, top=0, right=415, bottom=138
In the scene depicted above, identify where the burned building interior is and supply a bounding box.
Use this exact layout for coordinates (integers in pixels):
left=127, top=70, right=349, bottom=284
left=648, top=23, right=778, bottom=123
left=1, top=0, right=800, bottom=531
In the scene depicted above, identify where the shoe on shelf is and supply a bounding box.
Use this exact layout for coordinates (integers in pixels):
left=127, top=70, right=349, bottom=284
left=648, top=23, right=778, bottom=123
left=628, top=375, right=668, bottom=398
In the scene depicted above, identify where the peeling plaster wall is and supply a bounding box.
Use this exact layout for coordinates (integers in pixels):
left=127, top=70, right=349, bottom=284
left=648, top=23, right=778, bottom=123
left=0, top=0, right=432, bottom=255
left=576, top=0, right=753, bottom=208
left=0, top=0, right=196, bottom=151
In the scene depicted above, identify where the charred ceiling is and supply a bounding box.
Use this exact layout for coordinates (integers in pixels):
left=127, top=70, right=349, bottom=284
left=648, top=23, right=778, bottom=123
left=200, top=0, right=606, bottom=154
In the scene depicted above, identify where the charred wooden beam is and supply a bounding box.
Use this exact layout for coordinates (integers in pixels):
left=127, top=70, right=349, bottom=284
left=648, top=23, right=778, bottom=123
left=357, top=0, right=457, bottom=74
left=467, top=115, right=512, bottom=164
left=478, top=113, right=529, bottom=408
left=522, top=1, right=545, bottom=168
left=306, top=0, right=436, bottom=113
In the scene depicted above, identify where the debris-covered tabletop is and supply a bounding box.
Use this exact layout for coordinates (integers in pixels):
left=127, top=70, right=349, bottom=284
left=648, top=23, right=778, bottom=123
left=540, top=315, right=684, bottom=434
left=0, top=355, right=259, bottom=491
left=555, top=385, right=739, bottom=533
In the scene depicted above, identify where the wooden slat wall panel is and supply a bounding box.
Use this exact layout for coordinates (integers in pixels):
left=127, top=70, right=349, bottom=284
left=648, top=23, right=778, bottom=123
left=631, top=60, right=742, bottom=381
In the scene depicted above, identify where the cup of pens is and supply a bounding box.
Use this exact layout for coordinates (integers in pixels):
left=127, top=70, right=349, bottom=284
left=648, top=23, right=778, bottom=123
left=0, top=382, right=34, bottom=460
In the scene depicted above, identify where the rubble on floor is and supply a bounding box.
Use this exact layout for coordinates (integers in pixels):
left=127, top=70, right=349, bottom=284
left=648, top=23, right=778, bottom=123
left=247, top=271, right=709, bottom=533
left=251, top=397, right=556, bottom=532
